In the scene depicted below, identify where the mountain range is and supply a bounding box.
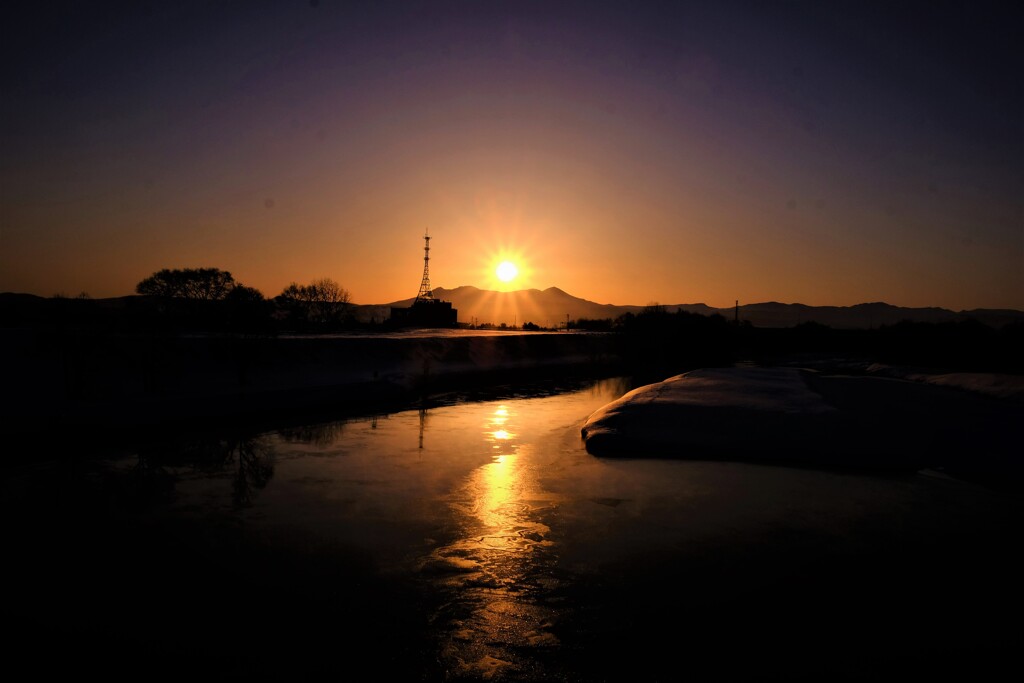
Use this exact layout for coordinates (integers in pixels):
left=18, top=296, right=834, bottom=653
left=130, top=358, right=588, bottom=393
left=2, top=287, right=1019, bottom=330
left=359, top=286, right=1024, bottom=329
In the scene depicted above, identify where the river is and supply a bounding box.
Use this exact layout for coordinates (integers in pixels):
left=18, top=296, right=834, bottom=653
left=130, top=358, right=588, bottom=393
left=3, top=376, right=1020, bottom=681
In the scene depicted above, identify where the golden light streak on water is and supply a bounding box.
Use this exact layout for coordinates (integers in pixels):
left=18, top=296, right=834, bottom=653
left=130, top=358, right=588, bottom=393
left=420, top=402, right=562, bottom=678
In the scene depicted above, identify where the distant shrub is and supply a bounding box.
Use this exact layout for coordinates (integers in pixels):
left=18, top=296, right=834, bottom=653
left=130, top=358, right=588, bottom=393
left=569, top=318, right=613, bottom=331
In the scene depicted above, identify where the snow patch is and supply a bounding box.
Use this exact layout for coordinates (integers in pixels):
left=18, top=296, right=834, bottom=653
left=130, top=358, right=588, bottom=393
left=580, top=367, right=921, bottom=470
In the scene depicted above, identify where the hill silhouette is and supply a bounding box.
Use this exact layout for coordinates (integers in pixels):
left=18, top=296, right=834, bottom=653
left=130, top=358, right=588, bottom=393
left=361, top=286, right=708, bottom=328
left=2, top=289, right=1021, bottom=330
left=356, top=286, right=1024, bottom=329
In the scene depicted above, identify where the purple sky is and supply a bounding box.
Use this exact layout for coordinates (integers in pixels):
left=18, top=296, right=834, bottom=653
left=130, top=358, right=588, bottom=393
left=2, top=1, right=1020, bottom=309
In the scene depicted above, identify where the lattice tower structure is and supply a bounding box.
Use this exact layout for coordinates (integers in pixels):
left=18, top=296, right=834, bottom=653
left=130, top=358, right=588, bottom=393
left=415, top=228, right=434, bottom=302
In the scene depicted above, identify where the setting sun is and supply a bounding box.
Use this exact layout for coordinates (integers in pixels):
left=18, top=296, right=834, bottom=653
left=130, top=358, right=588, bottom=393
left=496, top=261, right=519, bottom=283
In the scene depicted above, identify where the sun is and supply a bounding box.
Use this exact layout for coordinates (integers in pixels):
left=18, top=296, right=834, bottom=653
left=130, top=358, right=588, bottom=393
left=480, top=244, right=531, bottom=291
left=495, top=261, right=519, bottom=283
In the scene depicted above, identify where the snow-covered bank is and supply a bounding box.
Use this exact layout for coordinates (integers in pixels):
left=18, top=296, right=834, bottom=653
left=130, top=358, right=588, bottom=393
left=581, top=367, right=1021, bottom=474
left=581, top=368, right=853, bottom=465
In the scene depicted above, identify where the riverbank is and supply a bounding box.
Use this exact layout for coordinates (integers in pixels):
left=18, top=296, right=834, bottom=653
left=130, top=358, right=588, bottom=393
left=581, top=366, right=1022, bottom=488
left=1, top=329, right=618, bottom=437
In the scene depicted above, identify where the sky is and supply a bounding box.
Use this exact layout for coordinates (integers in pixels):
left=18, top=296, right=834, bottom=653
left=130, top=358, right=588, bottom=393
left=1, top=0, right=1021, bottom=310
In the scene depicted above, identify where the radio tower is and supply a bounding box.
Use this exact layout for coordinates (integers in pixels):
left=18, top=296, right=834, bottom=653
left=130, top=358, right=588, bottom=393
left=415, top=228, right=434, bottom=303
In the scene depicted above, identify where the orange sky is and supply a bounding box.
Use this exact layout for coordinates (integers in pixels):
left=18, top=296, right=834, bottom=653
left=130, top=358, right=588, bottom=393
left=2, top=2, right=1020, bottom=310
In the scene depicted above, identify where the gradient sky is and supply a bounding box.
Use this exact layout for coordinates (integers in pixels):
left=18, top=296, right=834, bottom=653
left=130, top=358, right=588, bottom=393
left=2, top=0, right=1021, bottom=309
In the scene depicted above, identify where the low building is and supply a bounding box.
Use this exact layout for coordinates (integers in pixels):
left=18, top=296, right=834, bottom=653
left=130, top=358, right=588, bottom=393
left=389, top=298, right=458, bottom=328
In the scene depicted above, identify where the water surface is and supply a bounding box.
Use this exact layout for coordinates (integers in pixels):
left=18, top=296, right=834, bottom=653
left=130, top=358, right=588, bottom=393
left=4, top=376, right=1020, bottom=681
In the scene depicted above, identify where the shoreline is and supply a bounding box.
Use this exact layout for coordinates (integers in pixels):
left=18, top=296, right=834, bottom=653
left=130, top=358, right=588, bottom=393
left=1, top=330, right=620, bottom=438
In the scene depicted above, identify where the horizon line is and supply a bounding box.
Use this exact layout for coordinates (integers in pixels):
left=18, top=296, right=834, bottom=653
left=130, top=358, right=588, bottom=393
left=2, top=287, right=1022, bottom=315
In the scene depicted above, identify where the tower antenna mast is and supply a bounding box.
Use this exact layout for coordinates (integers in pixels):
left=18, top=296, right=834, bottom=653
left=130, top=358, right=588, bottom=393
left=415, top=228, right=434, bottom=303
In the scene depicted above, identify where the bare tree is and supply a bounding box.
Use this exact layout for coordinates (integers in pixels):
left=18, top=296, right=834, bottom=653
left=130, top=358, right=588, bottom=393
left=276, top=277, right=351, bottom=327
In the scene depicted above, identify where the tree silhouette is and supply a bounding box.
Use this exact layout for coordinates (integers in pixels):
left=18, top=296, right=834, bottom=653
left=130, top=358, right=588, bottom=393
left=224, top=285, right=273, bottom=333
left=276, top=277, right=351, bottom=328
left=136, top=268, right=236, bottom=300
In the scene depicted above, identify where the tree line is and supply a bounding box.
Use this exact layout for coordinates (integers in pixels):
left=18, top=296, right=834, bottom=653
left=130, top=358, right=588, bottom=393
left=131, top=267, right=355, bottom=332
left=566, top=305, right=1024, bottom=376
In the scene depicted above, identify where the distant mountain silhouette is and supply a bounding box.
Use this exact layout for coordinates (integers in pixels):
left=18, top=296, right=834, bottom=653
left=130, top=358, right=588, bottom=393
left=356, top=286, right=1024, bottom=329
left=2, top=290, right=1020, bottom=330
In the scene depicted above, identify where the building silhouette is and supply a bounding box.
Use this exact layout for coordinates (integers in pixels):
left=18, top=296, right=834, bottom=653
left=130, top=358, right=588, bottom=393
left=389, top=229, right=458, bottom=328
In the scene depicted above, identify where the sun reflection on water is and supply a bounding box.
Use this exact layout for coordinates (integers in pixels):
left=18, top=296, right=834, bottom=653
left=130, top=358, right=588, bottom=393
left=421, top=402, right=562, bottom=677
left=487, top=405, right=516, bottom=446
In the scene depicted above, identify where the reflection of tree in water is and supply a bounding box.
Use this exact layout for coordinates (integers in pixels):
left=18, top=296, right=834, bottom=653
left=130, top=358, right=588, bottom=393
left=132, top=432, right=275, bottom=507
left=226, top=436, right=274, bottom=507
left=178, top=435, right=273, bottom=508
left=121, top=450, right=176, bottom=510
left=277, top=420, right=347, bottom=447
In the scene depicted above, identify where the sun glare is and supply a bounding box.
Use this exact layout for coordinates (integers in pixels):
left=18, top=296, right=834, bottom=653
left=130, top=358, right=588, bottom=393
left=496, top=261, right=519, bottom=283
